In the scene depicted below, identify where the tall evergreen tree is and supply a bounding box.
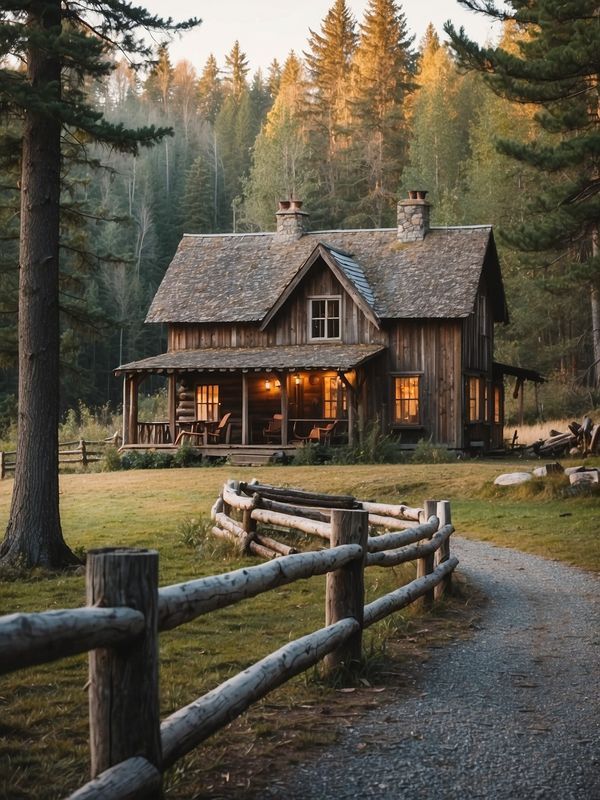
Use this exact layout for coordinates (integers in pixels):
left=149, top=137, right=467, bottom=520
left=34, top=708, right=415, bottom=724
left=447, top=0, right=600, bottom=387
left=198, top=54, right=223, bottom=124
left=304, top=0, right=358, bottom=226
left=0, top=2, right=198, bottom=567
left=215, top=42, right=254, bottom=229
left=349, top=0, right=415, bottom=226
left=401, top=24, right=474, bottom=222
left=244, top=53, right=314, bottom=230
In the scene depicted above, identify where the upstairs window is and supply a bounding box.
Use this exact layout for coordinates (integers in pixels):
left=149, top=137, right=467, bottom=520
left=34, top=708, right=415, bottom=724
left=394, top=376, right=420, bottom=424
left=310, top=297, right=340, bottom=340
left=196, top=384, right=219, bottom=421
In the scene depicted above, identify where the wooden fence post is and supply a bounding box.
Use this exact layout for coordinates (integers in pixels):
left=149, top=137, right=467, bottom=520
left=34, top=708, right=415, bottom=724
left=324, top=508, right=368, bottom=675
left=86, top=548, right=162, bottom=791
left=434, top=500, right=452, bottom=600
left=80, top=439, right=88, bottom=469
left=416, top=499, right=437, bottom=611
left=0, top=451, right=4, bottom=480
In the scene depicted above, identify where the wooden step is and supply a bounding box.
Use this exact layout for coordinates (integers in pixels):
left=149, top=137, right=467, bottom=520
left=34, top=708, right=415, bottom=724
left=228, top=453, right=276, bottom=466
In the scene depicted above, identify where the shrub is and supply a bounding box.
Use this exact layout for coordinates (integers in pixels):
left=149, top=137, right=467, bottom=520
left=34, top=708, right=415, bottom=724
left=172, top=443, right=202, bottom=468
left=100, top=446, right=122, bottom=472
left=292, top=443, right=331, bottom=465
left=331, top=421, right=405, bottom=465
left=411, top=438, right=454, bottom=464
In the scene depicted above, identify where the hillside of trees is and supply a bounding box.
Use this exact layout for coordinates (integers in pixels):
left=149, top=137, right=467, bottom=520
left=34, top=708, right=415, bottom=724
left=0, top=0, right=597, bottom=438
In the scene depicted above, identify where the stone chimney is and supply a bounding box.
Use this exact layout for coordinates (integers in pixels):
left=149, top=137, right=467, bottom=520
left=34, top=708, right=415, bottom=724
left=276, top=199, right=309, bottom=240
left=397, top=190, right=430, bottom=242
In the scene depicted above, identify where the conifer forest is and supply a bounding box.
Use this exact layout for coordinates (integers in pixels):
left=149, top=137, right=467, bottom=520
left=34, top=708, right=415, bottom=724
left=0, top=0, right=598, bottom=438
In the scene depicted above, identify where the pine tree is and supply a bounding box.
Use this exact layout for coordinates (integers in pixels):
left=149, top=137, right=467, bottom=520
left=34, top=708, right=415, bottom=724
left=181, top=154, right=215, bottom=233
left=224, top=40, right=250, bottom=101
left=349, top=0, right=415, bottom=226
left=198, top=54, right=223, bottom=124
left=401, top=24, right=474, bottom=223
left=304, top=0, right=358, bottom=226
left=447, top=0, right=600, bottom=387
left=214, top=42, right=254, bottom=229
left=244, top=53, right=315, bottom=230
left=0, top=2, right=198, bottom=567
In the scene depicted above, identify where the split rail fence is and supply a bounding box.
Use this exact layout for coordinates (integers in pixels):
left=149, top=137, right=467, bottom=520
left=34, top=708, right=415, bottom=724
left=0, top=480, right=458, bottom=799
left=0, top=433, right=121, bottom=479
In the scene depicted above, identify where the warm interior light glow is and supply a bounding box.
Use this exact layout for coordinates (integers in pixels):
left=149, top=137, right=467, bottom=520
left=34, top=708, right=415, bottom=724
left=295, top=375, right=301, bottom=385
left=265, top=379, right=271, bottom=391
left=275, top=380, right=281, bottom=388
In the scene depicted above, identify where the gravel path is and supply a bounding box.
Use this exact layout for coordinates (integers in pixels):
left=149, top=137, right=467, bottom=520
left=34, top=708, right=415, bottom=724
left=265, top=537, right=600, bottom=799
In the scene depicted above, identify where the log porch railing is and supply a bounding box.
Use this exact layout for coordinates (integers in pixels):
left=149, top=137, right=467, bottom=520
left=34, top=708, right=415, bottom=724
left=0, top=484, right=457, bottom=799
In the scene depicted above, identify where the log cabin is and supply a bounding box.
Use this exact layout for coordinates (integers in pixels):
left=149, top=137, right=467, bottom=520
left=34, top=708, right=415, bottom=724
left=115, top=192, right=543, bottom=455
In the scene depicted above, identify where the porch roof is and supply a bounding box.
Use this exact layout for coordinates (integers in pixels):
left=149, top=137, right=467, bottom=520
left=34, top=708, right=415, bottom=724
left=115, top=343, right=386, bottom=375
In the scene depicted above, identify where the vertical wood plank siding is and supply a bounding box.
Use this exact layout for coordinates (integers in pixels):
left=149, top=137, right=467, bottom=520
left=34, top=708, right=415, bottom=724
left=161, top=267, right=504, bottom=450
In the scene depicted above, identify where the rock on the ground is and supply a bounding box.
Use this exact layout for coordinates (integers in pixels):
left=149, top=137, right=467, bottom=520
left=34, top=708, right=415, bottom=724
left=569, top=470, right=599, bottom=486
left=494, top=472, right=532, bottom=486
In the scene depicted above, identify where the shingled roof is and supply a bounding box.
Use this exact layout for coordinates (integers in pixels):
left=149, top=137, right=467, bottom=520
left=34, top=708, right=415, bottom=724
left=146, top=225, right=507, bottom=326
left=115, top=344, right=386, bottom=375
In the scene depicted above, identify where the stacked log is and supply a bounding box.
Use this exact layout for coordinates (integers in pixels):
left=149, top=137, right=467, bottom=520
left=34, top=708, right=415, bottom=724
left=531, top=415, right=600, bottom=458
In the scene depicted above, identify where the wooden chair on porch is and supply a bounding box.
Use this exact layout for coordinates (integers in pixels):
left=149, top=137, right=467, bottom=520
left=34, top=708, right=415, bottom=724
left=296, top=420, right=338, bottom=446
left=263, top=414, right=283, bottom=443
left=205, top=412, right=232, bottom=444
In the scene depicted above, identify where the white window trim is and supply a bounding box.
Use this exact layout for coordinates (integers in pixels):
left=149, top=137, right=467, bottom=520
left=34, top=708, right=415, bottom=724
left=308, top=295, right=342, bottom=342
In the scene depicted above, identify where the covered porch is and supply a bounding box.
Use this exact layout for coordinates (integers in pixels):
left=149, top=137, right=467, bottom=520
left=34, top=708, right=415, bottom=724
left=115, top=344, right=386, bottom=451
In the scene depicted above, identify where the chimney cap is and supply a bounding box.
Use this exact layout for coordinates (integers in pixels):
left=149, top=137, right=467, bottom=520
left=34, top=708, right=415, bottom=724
left=406, top=190, right=428, bottom=201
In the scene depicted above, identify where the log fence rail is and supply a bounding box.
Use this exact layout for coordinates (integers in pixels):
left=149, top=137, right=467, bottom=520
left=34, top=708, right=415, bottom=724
left=0, top=480, right=458, bottom=799
left=0, top=433, right=122, bottom=478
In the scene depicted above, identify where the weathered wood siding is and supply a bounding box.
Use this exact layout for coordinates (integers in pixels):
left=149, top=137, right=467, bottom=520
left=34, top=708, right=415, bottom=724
left=384, top=319, right=463, bottom=449
left=462, top=280, right=494, bottom=373
left=168, top=264, right=384, bottom=351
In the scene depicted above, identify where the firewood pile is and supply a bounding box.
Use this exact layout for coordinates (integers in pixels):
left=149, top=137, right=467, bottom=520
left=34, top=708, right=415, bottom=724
left=531, top=416, right=600, bottom=458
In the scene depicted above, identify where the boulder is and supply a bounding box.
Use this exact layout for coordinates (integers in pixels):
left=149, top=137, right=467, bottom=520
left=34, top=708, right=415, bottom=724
left=494, top=472, right=533, bottom=486
left=533, top=463, right=563, bottom=477
left=569, top=470, right=598, bottom=486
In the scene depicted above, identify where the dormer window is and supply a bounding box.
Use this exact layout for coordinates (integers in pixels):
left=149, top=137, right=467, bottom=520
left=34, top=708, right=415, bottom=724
left=310, top=296, right=340, bottom=340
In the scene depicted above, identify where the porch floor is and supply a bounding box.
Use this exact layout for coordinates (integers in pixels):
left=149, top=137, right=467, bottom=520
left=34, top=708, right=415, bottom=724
left=121, top=443, right=300, bottom=466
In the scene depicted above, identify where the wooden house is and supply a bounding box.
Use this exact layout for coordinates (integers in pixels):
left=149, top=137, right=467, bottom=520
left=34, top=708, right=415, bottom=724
left=116, top=192, right=541, bottom=454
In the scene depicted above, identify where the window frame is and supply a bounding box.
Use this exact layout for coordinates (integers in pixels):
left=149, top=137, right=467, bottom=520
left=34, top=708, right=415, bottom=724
left=466, top=375, right=483, bottom=423
left=392, top=374, right=422, bottom=426
left=323, top=375, right=347, bottom=419
left=308, top=295, right=342, bottom=341
left=195, top=384, right=220, bottom=422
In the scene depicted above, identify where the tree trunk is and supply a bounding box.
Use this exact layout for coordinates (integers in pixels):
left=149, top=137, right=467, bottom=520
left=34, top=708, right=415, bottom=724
left=0, top=2, right=77, bottom=568
left=591, top=225, right=600, bottom=389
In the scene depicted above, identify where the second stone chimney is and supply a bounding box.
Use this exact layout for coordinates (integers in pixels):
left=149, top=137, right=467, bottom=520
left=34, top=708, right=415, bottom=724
left=397, top=190, right=430, bottom=242
left=276, top=199, right=309, bottom=240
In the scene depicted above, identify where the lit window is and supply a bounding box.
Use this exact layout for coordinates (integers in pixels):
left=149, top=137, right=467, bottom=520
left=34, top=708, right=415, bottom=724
left=324, top=376, right=346, bottom=418
left=467, top=376, right=481, bottom=422
left=196, top=384, right=219, bottom=421
left=394, top=376, right=420, bottom=424
left=310, top=297, right=340, bottom=339
left=493, top=385, right=502, bottom=424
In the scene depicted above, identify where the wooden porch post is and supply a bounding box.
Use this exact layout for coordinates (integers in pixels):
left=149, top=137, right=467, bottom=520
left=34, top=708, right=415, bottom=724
left=122, top=374, right=129, bottom=445
left=168, top=373, right=177, bottom=445
left=277, top=372, right=289, bottom=446
left=241, top=372, right=249, bottom=445
left=339, top=372, right=356, bottom=448
left=129, top=375, right=139, bottom=445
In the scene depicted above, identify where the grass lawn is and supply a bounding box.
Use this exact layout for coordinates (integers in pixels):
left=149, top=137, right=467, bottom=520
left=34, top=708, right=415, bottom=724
left=0, top=460, right=598, bottom=799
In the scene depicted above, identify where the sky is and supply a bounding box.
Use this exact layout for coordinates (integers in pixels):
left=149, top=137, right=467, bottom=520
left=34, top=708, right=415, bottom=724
left=142, top=0, right=505, bottom=74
